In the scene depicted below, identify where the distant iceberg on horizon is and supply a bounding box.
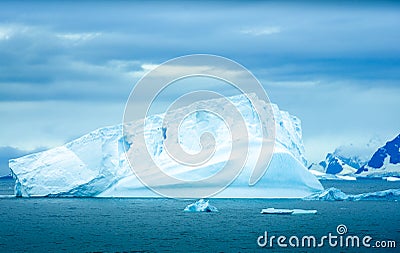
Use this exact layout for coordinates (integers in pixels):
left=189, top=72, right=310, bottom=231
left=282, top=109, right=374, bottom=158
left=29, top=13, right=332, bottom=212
left=9, top=94, right=323, bottom=198
left=304, top=187, right=400, bottom=201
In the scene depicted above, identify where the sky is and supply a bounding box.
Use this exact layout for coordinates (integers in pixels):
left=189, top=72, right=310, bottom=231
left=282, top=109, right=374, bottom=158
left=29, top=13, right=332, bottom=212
left=0, top=1, right=400, bottom=175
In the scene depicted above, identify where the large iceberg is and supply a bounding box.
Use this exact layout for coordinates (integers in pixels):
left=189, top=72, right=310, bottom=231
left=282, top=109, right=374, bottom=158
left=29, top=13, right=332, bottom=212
left=9, top=94, right=323, bottom=198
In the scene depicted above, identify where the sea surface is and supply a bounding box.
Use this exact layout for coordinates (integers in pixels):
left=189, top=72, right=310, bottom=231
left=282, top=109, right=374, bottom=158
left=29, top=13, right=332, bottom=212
left=0, top=178, right=399, bottom=252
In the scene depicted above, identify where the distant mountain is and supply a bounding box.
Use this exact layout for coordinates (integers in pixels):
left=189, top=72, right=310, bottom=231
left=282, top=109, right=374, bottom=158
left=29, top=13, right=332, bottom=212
left=311, top=134, right=400, bottom=179
left=320, top=153, right=358, bottom=175
left=316, top=138, right=381, bottom=176
left=357, top=134, right=400, bottom=177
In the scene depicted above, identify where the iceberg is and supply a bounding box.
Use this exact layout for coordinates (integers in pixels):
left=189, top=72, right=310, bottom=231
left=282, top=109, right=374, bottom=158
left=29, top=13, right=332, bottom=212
left=9, top=94, right=323, bottom=198
left=303, top=188, right=349, bottom=201
left=183, top=199, right=218, bottom=212
left=386, top=176, right=400, bottom=182
left=308, top=169, right=356, bottom=181
left=336, top=175, right=356, bottom=181
left=10, top=125, right=130, bottom=197
left=261, top=208, right=293, bottom=214
left=304, top=187, right=400, bottom=201
left=260, top=208, right=317, bottom=215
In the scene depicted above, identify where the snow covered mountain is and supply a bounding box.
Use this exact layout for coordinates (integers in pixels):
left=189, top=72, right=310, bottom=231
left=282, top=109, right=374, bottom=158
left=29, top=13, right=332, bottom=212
left=313, top=139, right=381, bottom=176
left=320, top=153, right=359, bottom=175
left=357, top=134, right=400, bottom=177
left=309, top=135, right=400, bottom=179
left=9, top=94, right=323, bottom=198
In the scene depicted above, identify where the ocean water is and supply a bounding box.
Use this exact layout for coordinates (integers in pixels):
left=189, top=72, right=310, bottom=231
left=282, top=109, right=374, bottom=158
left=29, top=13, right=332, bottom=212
left=0, top=178, right=399, bottom=252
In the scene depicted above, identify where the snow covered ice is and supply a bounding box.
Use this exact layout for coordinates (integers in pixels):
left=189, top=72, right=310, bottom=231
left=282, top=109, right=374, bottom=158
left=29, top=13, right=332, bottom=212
left=308, top=169, right=356, bottom=181
left=304, top=187, right=400, bottom=201
left=260, top=208, right=317, bottom=215
left=183, top=199, right=218, bottom=212
left=386, top=176, right=400, bottom=182
left=9, top=94, right=323, bottom=198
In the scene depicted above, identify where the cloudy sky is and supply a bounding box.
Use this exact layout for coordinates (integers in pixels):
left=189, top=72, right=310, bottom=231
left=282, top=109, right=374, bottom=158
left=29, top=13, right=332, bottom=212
left=0, top=1, right=399, bottom=175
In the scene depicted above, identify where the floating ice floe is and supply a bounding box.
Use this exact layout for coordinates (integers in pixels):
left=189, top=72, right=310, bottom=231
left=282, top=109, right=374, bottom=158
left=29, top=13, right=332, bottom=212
left=336, top=175, right=357, bottom=181
left=184, top=199, right=218, bottom=212
left=304, top=187, right=400, bottom=201
left=385, top=176, right=400, bottom=182
left=261, top=208, right=317, bottom=215
left=308, top=170, right=356, bottom=181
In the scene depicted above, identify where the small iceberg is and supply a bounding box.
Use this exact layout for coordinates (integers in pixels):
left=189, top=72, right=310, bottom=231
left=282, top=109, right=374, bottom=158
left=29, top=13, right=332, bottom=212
left=309, top=170, right=356, bottom=181
left=304, top=187, right=400, bottom=201
left=304, top=187, right=348, bottom=201
left=261, top=208, right=317, bottom=215
left=183, top=199, right=218, bottom=212
left=385, top=176, right=400, bottom=182
left=261, top=208, right=293, bottom=215
left=291, top=209, right=318, bottom=215
left=336, top=175, right=357, bottom=181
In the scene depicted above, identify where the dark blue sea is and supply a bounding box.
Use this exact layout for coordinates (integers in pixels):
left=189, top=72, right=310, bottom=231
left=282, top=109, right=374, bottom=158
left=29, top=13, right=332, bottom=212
left=0, top=178, right=399, bottom=252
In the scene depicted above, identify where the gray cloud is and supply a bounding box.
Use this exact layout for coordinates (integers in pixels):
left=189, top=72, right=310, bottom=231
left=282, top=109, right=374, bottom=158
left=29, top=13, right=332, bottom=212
left=0, top=146, right=47, bottom=176
left=0, top=1, right=399, bottom=162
